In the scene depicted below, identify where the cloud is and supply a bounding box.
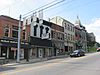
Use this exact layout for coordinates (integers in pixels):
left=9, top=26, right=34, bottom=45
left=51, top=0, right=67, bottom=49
left=85, top=18, right=100, bottom=43
left=0, top=0, right=14, bottom=7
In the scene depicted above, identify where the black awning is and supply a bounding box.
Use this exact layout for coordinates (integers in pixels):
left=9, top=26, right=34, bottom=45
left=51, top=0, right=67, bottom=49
left=0, top=42, right=30, bottom=48
left=30, top=37, right=52, bottom=47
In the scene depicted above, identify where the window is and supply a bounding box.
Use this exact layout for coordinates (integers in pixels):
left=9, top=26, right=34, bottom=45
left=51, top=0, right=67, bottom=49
left=23, top=30, right=25, bottom=39
left=65, top=33, right=67, bottom=40
left=70, top=26, right=73, bottom=31
left=12, top=25, right=18, bottom=38
left=71, top=35, right=72, bottom=41
left=34, top=25, right=38, bottom=36
left=31, top=17, right=33, bottom=22
left=64, top=23, right=67, bottom=29
left=4, top=28, right=9, bottom=37
left=68, top=34, right=70, bottom=40
left=58, top=33, right=60, bottom=39
left=45, top=27, right=49, bottom=33
left=68, top=24, right=70, bottom=30
left=4, top=25, right=9, bottom=37
left=40, top=26, right=44, bottom=37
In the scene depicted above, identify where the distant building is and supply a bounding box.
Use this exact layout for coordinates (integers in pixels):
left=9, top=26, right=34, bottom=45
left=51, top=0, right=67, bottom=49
left=74, top=16, right=87, bottom=50
left=50, top=16, right=75, bottom=53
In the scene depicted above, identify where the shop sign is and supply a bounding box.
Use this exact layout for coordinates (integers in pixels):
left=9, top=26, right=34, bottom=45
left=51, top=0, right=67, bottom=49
left=1, top=40, right=9, bottom=43
left=10, top=41, right=17, bottom=43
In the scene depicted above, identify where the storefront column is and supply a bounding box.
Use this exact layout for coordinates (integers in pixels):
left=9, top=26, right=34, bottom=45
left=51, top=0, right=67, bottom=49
left=7, top=47, right=9, bottom=59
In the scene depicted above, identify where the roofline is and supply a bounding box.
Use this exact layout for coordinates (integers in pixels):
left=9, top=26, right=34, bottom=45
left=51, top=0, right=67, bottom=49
left=0, top=15, right=23, bottom=23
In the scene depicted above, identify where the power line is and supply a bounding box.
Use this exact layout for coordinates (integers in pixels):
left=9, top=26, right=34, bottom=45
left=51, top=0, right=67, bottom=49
left=45, top=0, right=100, bottom=18
left=22, top=0, right=66, bottom=18
left=22, top=0, right=59, bottom=17
left=44, top=0, right=76, bottom=13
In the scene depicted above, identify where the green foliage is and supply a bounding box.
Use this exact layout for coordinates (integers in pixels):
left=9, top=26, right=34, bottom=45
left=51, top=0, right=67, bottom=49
left=88, top=47, right=96, bottom=52
left=87, top=41, right=96, bottom=47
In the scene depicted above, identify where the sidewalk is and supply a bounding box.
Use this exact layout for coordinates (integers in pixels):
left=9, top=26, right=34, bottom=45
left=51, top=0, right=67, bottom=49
left=2, top=54, right=69, bottom=66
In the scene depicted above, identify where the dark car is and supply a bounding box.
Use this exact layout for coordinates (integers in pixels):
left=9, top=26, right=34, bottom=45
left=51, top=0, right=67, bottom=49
left=70, top=49, right=85, bottom=57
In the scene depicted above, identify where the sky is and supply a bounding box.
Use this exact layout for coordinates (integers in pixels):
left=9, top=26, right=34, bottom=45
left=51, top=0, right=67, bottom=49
left=0, top=0, right=100, bottom=43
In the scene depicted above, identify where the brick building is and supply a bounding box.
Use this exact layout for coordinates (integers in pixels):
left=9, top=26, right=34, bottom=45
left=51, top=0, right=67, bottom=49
left=0, top=15, right=29, bottom=59
left=51, top=22, right=65, bottom=55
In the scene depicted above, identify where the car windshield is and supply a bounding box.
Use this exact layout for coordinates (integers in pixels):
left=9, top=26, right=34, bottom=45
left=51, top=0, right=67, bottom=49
left=73, top=50, right=79, bottom=53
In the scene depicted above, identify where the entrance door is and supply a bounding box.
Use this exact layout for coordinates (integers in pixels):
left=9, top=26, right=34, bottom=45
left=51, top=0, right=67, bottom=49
left=38, top=48, right=43, bottom=58
left=1, top=46, right=7, bottom=58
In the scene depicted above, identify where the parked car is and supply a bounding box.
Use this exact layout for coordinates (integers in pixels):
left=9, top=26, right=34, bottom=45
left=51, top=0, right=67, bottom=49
left=70, top=49, right=85, bottom=57
left=97, top=47, right=100, bottom=52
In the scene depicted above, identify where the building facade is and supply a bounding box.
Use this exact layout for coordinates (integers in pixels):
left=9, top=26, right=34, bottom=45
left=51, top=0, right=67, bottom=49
left=75, top=16, right=87, bottom=50
left=0, top=15, right=29, bottom=60
left=50, top=16, right=75, bottom=53
left=23, top=15, right=53, bottom=59
left=51, top=22, right=65, bottom=55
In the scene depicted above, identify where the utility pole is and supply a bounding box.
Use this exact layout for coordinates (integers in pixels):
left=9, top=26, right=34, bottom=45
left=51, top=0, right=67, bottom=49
left=17, top=15, right=21, bottom=63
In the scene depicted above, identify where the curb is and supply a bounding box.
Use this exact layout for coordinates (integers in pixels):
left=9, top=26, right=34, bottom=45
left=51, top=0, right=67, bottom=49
left=2, top=55, right=70, bottom=66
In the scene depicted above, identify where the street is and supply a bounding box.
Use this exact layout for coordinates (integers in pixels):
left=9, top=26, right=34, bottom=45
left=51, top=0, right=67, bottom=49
left=0, top=52, right=100, bottom=75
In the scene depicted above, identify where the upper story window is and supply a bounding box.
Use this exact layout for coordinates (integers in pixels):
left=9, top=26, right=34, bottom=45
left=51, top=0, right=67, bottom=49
left=67, top=24, right=70, bottom=30
left=68, top=34, right=70, bottom=40
left=45, top=27, right=49, bottom=33
left=23, top=30, right=25, bottom=39
left=12, top=25, right=18, bottom=38
left=57, top=33, right=60, bottom=39
left=70, top=25, right=73, bottom=31
left=40, top=25, right=44, bottom=37
left=64, top=23, right=67, bottom=29
left=4, top=25, right=9, bottom=37
left=34, top=25, right=38, bottom=36
left=4, top=28, right=9, bottom=37
left=65, top=33, right=67, bottom=40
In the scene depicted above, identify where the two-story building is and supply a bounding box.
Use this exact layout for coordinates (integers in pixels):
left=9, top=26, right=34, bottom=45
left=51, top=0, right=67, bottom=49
left=0, top=15, right=29, bottom=60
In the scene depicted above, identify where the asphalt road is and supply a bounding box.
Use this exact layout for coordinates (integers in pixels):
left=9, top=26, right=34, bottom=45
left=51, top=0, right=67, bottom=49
left=0, top=52, right=100, bottom=75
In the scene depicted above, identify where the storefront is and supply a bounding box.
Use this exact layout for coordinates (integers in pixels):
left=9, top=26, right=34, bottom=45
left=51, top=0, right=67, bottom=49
left=29, top=37, right=53, bottom=59
left=0, top=38, right=29, bottom=59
